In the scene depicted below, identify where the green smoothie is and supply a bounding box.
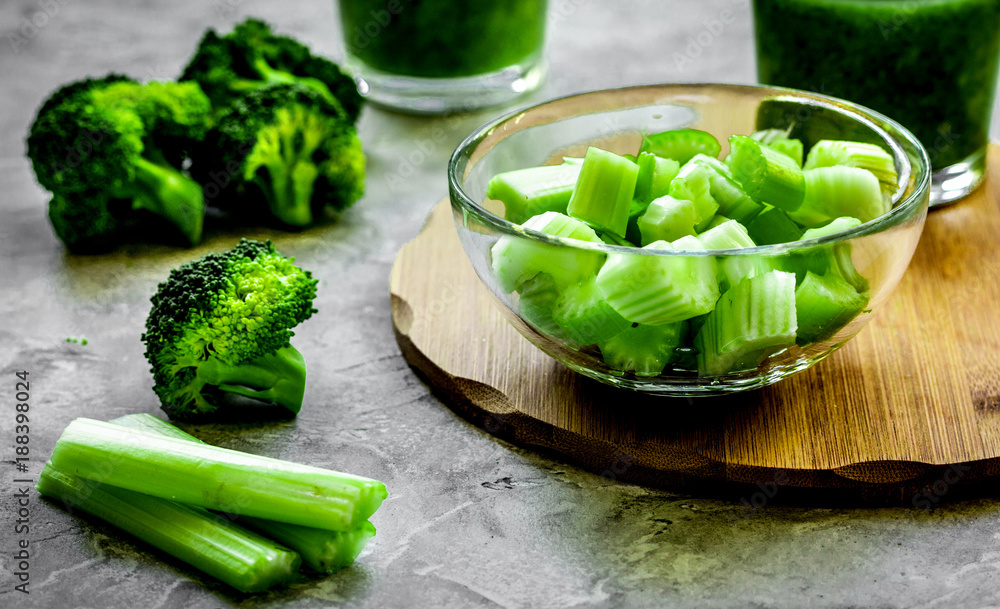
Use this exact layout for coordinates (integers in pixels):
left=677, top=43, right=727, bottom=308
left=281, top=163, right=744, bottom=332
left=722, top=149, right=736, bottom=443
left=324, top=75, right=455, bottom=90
left=754, top=0, right=1000, bottom=169
left=339, top=0, right=548, bottom=79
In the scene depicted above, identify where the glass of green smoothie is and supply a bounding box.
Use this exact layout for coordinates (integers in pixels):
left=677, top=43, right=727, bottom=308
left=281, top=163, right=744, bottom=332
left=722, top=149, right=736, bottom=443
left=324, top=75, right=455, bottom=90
left=753, top=0, right=1000, bottom=206
left=336, top=0, right=548, bottom=114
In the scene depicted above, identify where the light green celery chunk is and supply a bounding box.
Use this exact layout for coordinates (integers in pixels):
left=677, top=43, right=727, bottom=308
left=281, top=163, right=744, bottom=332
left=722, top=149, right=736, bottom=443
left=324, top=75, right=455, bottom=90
left=747, top=205, right=804, bottom=245
left=790, top=166, right=886, bottom=227
left=801, top=216, right=862, bottom=240
left=669, top=163, right=719, bottom=231
left=491, top=211, right=605, bottom=293
left=634, top=152, right=681, bottom=203
left=696, top=219, right=755, bottom=250
left=640, top=129, right=722, bottom=165
left=750, top=127, right=804, bottom=167
left=694, top=270, right=797, bottom=376
left=749, top=127, right=794, bottom=145
left=704, top=214, right=732, bottom=230
left=49, top=418, right=387, bottom=532
left=728, top=135, right=805, bottom=212
left=625, top=198, right=649, bottom=246
left=552, top=277, right=631, bottom=345
left=596, top=237, right=719, bottom=325
left=517, top=272, right=566, bottom=337
left=486, top=163, right=582, bottom=224
left=637, top=195, right=698, bottom=245
left=679, top=154, right=763, bottom=226
left=110, top=414, right=376, bottom=573
left=803, top=140, right=898, bottom=196
left=697, top=220, right=780, bottom=291
left=794, top=271, right=870, bottom=345
left=36, top=463, right=300, bottom=593
left=567, top=147, right=639, bottom=237
left=598, top=321, right=687, bottom=377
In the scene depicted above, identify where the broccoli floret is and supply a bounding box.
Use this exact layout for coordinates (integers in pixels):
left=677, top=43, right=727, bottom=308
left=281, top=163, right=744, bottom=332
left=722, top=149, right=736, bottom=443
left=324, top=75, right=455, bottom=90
left=181, top=18, right=363, bottom=123
left=195, top=84, right=365, bottom=227
left=141, top=239, right=318, bottom=420
left=26, top=75, right=211, bottom=252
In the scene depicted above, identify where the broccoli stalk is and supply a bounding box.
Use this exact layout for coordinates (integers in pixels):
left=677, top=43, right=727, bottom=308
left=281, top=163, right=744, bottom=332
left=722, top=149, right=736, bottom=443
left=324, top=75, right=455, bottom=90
left=142, top=239, right=318, bottom=419
left=126, top=153, right=205, bottom=245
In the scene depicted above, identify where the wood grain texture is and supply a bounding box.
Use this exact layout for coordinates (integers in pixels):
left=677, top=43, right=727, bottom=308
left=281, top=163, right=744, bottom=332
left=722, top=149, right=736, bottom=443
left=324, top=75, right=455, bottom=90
left=390, top=146, right=1000, bottom=491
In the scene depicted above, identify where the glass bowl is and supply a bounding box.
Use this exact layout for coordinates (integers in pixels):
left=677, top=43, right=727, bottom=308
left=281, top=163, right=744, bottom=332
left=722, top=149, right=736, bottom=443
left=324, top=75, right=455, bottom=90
left=447, top=84, right=930, bottom=396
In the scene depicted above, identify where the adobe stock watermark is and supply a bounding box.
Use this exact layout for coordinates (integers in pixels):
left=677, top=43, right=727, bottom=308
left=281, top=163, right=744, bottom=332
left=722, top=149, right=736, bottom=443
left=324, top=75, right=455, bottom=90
left=673, top=0, right=750, bottom=72
left=7, top=0, right=75, bottom=55
left=877, top=0, right=922, bottom=40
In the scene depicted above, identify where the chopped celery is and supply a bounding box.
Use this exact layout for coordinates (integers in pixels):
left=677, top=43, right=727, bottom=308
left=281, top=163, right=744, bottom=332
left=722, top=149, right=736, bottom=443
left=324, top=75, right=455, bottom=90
left=801, top=216, right=863, bottom=239
left=634, top=152, right=681, bottom=203
left=695, top=270, right=798, bottom=376
left=640, top=129, right=722, bottom=165
left=598, top=321, right=687, bottom=377
left=697, top=220, right=779, bottom=291
left=49, top=418, right=388, bottom=531
left=749, top=126, right=794, bottom=145
left=625, top=198, right=650, bottom=246
left=37, top=462, right=301, bottom=593
left=517, top=272, right=566, bottom=337
left=704, top=214, right=732, bottom=230
left=747, top=205, right=804, bottom=245
left=727, top=135, right=805, bottom=212
left=750, top=127, right=804, bottom=167
left=596, top=237, right=719, bottom=325
left=566, top=147, right=639, bottom=237
left=803, top=140, right=897, bottom=197
left=109, top=414, right=376, bottom=573
left=696, top=219, right=756, bottom=251
left=637, top=195, right=699, bottom=245
left=552, top=277, right=631, bottom=345
left=668, top=163, right=719, bottom=231
left=794, top=271, right=870, bottom=345
left=486, top=162, right=582, bottom=224
left=790, top=166, right=886, bottom=227
left=491, top=211, right=605, bottom=293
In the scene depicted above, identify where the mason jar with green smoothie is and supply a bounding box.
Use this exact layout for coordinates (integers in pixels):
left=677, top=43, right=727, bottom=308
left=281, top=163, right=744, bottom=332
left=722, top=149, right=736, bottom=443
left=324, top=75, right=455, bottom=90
left=336, top=0, right=548, bottom=114
left=753, top=0, right=1000, bottom=205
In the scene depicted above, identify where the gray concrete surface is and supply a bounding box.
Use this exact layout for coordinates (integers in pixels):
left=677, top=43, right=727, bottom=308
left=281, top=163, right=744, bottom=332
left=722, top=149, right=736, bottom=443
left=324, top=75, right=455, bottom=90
left=2, top=1, right=1000, bottom=607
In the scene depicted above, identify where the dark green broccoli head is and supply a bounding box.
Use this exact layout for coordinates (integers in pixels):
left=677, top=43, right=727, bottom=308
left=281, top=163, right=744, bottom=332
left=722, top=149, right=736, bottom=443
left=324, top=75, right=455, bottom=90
left=142, top=239, right=318, bottom=420
left=26, top=75, right=211, bottom=252
left=194, top=84, right=365, bottom=227
left=181, top=18, right=363, bottom=123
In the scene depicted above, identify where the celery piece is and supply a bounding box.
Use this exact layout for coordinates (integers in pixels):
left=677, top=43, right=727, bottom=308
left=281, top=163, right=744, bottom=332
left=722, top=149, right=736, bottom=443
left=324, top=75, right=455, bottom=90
left=801, top=216, right=863, bottom=239
left=637, top=195, right=699, bottom=245
left=596, top=237, right=719, bottom=325
left=749, top=127, right=794, bottom=145
left=794, top=271, right=870, bottom=345
left=109, top=414, right=376, bottom=574
left=696, top=220, right=782, bottom=291
left=36, top=462, right=301, bottom=593
left=551, top=277, right=631, bottom=346
left=803, top=140, right=898, bottom=197
left=486, top=163, right=582, bottom=224
left=640, top=129, right=722, bottom=165
left=598, top=321, right=687, bottom=377
left=694, top=270, right=797, bottom=376
left=566, top=147, right=639, bottom=237
left=625, top=198, right=650, bottom=246
left=682, top=154, right=764, bottom=226
left=790, top=166, right=887, bottom=227
left=727, top=135, right=805, bottom=212
left=696, top=218, right=756, bottom=251
left=668, top=164, right=719, bottom=231
left=747, top=205, right=805, bottom=245
left=49, top=418, right=387, bottom=531
left=784, top=217, right=863, bottom=281
left=704, top=214, right=732, bottom=231
left=491, top=211, right=605, bottom=293
left=750, top=128, right=804, bottom=167
left=517, top=272, right=566, bottom=338
left=634, top=152, right=681, bottom=203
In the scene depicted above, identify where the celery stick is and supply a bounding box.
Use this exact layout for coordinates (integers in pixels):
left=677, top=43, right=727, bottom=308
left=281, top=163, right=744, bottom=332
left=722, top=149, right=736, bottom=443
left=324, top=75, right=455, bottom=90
left=750, top=128, right=804, bottom=167
left=727, top=135, right=805, bottom=212
left=682, top=154, right=764, bottom=226
left=790, top=166, right=886, bottom=227
left=794, top=271, right=870, bottom=345
left=566, top=147, right=639, bottom=237
left=36, top=462, right=300, bottom=593
left=625, top=198, right=649, bottom=246
left=596, top=237, right=719, bottom=325
left=551, top=277, right=631, bottom=346
left=696, top=219, right=768, bottom=290
left=517, top=272, right=566, bottom=337
left=634, top=152, right=680, bottom=203
left=803, top=140, right=898, bottom=197
left=801, top=216, right=863, bottom=239
left=491, top=211, right=605, bottom=293
left=637, top=195, right=699, bottom=245
left=747, top=205, right=804, bottom=245
left=598, top=321, right=687, bottom=377
left=486, top=163, right=582, bottom=224
left=640, top=129, right=722, bottom=165
left=694, top=270, right=797, bottom=376
left=49, top=418, right=387, bottom=532
left=668, top=170, right=719, bottom=231
left=109, top=414, right=376, bottom=573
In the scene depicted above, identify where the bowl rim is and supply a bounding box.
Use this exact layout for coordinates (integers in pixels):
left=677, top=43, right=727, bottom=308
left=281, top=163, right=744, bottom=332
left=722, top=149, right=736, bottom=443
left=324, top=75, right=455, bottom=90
left=447, top=83, right=931, bottom=257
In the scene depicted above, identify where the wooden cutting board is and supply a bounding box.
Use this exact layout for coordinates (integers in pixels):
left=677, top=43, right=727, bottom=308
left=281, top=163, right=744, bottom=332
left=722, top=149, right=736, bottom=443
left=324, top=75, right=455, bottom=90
left=390, top=146, right=1000, bottom=494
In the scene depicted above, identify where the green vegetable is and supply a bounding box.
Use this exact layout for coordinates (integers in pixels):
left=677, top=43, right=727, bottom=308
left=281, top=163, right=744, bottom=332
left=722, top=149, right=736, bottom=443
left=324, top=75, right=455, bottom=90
left=598, top=322, right=687, bottom=377
left=637, top=195, right=699, bottom=245
left=551, top=277, right=631, bottom=346
left=141, top=239, right=318, bottom=420
left=750, top=127, right=804, bottom=167
left=486, top=162, right=581, bottom=224
left=181, top=18, right=362, bottom=123
left=747, top=205, right=805, bottom=245
left=36, top=463, right=300, bottom=593
left=49, top=418, right=388, bottom=531
left=727, top=135, right=806, bottom=212
left=794, top=271, right=870, bottom=344
left=566, top=147, right=639, bottom=237
left=196, top=84, right=365, bottom=228
left=790, top=165, right=886, bottom=227
left=111, top=414, right=377, bottom=573
left=668, top=161, right=720, bottom=231
left=803, top=139, right=898, bottom=196
left=26, top=75, right=210, bottom=252
left=640, top=129, right=722, bottom=165
left=633, top=152, right=681, bottom=203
